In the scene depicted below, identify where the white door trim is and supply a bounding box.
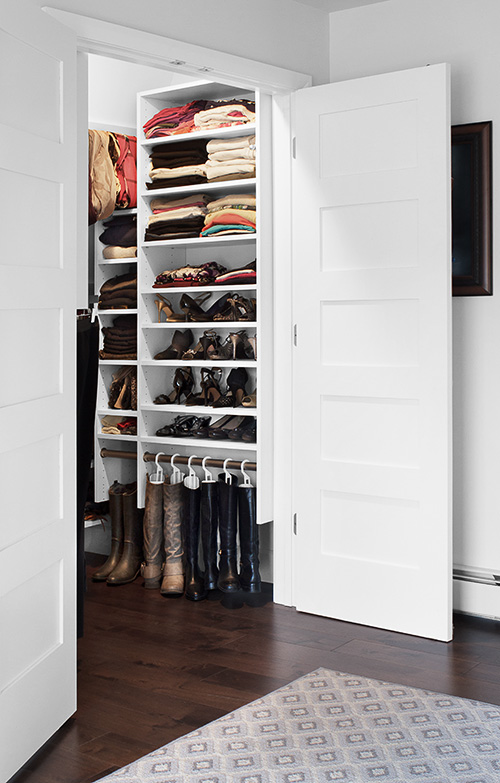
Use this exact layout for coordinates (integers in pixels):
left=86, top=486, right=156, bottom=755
left=43, top=7, right=312, bottom=94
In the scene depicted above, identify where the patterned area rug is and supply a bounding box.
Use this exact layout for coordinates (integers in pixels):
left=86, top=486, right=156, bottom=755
left=98, top=667, right=500, bottom=782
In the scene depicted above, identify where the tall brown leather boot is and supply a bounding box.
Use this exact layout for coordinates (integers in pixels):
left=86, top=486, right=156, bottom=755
left=161, top=479, right=185, bottom=596
left=142, top=475, right=164, bottom=589
left=107, top=484, right=142, bottom=585
left=92, top=481, right=123, bottom=582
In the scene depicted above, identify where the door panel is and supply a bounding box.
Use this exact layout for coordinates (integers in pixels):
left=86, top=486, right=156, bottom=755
left=292, top=64, right=452, bottom=640
left=0, top=3, right=77, bottom=780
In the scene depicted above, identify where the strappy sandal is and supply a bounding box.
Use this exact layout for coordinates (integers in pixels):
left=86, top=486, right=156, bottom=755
left=153, top=368, right=194, bottom=405
left=185, top=368, right=222, bottom=406
left=154, top=294, right=184, bottom=322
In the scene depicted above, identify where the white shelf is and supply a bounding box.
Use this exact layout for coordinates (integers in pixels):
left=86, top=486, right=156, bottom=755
left=141, top=321, right=257, bottom=329
left=142, top=234, right=256, bottom=249
left=97, top=258, right=137, bottom=266
left=97, top=433, right=138, bottom=442
left=111, top=207, right=137, bottom=216
left=142, top=359, right=256, bottom=368
left=141, top=434, right=256, bottom=450
left=141, top=178, right=256, bottom=199
left=141, top=123, right=256, bottom=147
left=99, top=359, right=138, bottom=366
left=142, top=403, right=257, bottom=416
left=98, top=309, right=138, bottom=316
left=144, top=283, right=257, bottom=294
left=97, top=408, right=137, bottom=417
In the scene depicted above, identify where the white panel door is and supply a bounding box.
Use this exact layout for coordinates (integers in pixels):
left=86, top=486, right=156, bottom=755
left=292, top=65, right=452, bottom=640
left=0, top=3, right=77, bottom=780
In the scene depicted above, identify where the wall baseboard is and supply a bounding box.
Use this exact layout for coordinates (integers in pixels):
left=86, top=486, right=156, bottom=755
left=453, top=577, right=500, bottom=620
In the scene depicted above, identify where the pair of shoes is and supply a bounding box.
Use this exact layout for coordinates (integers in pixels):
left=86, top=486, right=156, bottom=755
left=213, top=367, right=248, bottom=408
left=181, top=329, right=220, bottom=360
left=213, top=295, right=256, bottom=322
left=208, top=415, right=255, bottom=441
left=154, top=329, right=193, bottom=360
left=183, top=330, right=255, bottom=361
left=153, top=367, right=194, bottom=404
left=180, top=292, right=231, bottom=322
left=92, top=482, right=142, bottom=586
left=156, top=415, right=211, bottom=438
left=185, top=368, right=222, bottom=406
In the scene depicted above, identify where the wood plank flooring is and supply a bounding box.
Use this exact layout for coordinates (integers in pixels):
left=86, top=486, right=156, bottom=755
left=9, top=557, right=500, bottom=783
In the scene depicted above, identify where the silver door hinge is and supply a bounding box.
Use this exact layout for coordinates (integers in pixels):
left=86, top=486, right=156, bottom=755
left=292, top=136, right=296, bottom=159
left=293, top=513, right=297, bottom=535
left=293, top=324, right=297, bottom=346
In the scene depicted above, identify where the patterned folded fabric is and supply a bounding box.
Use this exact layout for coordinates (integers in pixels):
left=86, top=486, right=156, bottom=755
left=153, top=262, right=227, bottom=288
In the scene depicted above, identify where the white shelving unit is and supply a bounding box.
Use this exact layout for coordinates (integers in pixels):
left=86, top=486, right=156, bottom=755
left=93, top=79, right=274, bottom=532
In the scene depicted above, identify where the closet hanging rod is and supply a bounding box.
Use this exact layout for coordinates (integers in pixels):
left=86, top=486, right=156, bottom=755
left=143, top=452, right=256, bottom=472
left=100, top=448, right=256, bottom=472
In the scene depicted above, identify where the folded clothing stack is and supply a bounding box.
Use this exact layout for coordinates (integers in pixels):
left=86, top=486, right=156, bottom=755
left=99, top=314, right=137, bottom=360
left=99, top=214, right=137, bottom=258
left=205, top=135, right=256, bottom=182
left=101, top=415, right=137, bottom=436
left=143, top=100, right=208, bottom=139
left=146, top=139, right=208, bottom=190
left=145, top=194, right=211, bottom=242
left=213, top=259, right=257, bottom=286
left=98, top=271, right=137, bottom=310
left=194, top=99, right=256, bottom=131
left=201, top=193, right=256, bottom=237
left=153, top=261, right=227, bottom=288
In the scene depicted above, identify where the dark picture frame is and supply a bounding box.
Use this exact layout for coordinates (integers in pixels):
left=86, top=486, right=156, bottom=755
left=451, top=121, right=492, bottom=296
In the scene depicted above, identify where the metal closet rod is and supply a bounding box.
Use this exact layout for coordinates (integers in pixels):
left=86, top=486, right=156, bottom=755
left=100, top=448, right=256, bottom=472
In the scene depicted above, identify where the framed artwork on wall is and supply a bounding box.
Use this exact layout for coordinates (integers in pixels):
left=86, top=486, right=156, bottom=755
left=451, top=121, right=492, bottom=296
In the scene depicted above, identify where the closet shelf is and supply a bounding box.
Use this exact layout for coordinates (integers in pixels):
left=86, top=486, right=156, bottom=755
left=141, top=321, right=257, bottom=330
left=97, top=433, right=138, bottom=442
left=142, top=359, right=256, bottom=368
left=98, top=309, right=138, bottom=316
left=111, top=207, right=137, bottom=216
left=140, top=178, right=256, bottom=199
left=97, top=258, right=137, bottom=266
left=141, top=234, right=256, bottom=249
left=97, top=408, right=137, bottom=417
left=143, top=284, right=257, bottom=294
left=142, top=403, right=257, bottom=416
left=141, top=435, right=257, bottom=450
left=99, top=359, right=138, bottom=366
left=141, top=123, right=256, bottom=148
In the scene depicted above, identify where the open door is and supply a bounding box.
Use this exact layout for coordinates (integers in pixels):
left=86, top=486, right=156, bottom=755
left=292, top=64, right=452, bottom=640
left=0, top=3, right=77, bottom=779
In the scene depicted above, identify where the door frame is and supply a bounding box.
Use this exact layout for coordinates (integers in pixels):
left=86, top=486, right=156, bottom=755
left=44, top=7, right=303, bottom=608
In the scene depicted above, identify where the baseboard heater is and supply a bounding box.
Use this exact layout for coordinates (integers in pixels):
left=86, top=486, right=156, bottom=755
left=453, top=567, right=500, bottom=586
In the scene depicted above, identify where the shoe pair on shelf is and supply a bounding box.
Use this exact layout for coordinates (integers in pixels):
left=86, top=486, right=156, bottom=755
left=154, top=329, right=256, bottom=361
left=208, top=415, right=256, bottom=442
left=153, top=367, right=250, bottom=409
left=156, top=414, right=211, bottom=438
left=155, top=292, right=256, bottom=323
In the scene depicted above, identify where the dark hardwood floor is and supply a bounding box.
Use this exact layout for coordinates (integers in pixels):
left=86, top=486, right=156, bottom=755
left=10, top=558, right=500, bottom=783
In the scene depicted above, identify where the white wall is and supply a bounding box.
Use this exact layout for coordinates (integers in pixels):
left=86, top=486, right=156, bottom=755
left=37, top=0, right=330, bottom=85
left=330, top=0, right=500, bottom=580
left=88, top=54, right=192, bottom=128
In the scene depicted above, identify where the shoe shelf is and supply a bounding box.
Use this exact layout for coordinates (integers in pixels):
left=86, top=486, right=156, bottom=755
left=96, top=432, right=138, bottom=443
left=141, top=322, right=257, bottom=329
left=97, top=258, right=137, bottom=266
left=141, top=359, right=256, bottom=368
left=141, top=434, right=256, bottom=450
left=97, top=407, right=137, bottom=418
left=99, top=359, right=138, bottom=366
left=141, top=123, right=256, bottom=148
left=143, top=284, right=256, bottom=296
left=141, top=403, right=257, bottom=416
left=98, top=308, right=138, bottom=316
left=140, top=179, right=256, bottom=200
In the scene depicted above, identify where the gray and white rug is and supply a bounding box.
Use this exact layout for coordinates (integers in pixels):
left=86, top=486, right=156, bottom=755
left=98, top=667, right=500, bottom=782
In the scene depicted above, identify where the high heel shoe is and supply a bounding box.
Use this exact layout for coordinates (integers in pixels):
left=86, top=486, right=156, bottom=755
left=212, top=367, right=248, bottom=408
left=227, top=416, right=256, bottom=441
left=154, top=294, right=184, bottom=322
left=241, top=389, right=256, bottom=408
left=154, top=329, right=194, bottom=360
left=210, top=331, right=250, bottom=361
left=153, top=367, right=194, bottom=405
left=209, top=415, right=245, bottom=439
left=179, top=292, right=211, bottom=321
left=186, top=368, right=222, bottom=407
left=244, top=335, right=257, bottom=360
left=228, top=296, right=256, bottom=322
left=182, top=330, right=221, bottom=361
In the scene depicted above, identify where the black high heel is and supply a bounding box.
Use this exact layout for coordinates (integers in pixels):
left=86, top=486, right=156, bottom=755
left=212, top=367, right=248, bottom=408
left=179, top=292, right=211, bottom=321
left=185, top=368, right=222, bottom=406
left=154, top=329, right=193, bottom=360
left=153, top=367, right=194, bottom=405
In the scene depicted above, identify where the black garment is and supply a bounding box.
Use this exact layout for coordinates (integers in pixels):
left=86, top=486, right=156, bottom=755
left=76, top=317, right=99, bottom=638
left=146, top=175, right=207, bottom=190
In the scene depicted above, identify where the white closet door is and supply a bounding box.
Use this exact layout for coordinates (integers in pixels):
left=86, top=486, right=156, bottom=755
left=0, top=3, right=77, bottom=779
left=292, top=64, right=452, bottom=640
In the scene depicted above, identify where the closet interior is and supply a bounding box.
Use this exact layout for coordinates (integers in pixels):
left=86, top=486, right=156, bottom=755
left=84, top=54, right=274, bottom=593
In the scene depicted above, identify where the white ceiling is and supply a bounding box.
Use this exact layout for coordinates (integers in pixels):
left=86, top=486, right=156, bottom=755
left=294, top=0, right=387, bottom=11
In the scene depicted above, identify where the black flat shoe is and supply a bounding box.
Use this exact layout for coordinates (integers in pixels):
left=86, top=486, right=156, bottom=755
left=227, top=417, right=256, bottom=441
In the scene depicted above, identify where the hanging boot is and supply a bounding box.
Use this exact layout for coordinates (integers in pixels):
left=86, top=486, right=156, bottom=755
left=107, top=483, right=142, bottom=585
left=238, top=482, right=261, bottom=592
left=92, top=480, right=124, bottom=582
left=161, top=478, right=185, bottom=596
left=217, top=472, right=240, bottom=592
left=201, top=479, right=219, bottom=591
left=184, top=480, right=206, bottom=601
left=141, top=475, right=164, bottom=589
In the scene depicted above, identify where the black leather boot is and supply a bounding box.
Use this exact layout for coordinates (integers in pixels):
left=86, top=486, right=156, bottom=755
left=201, top=480, right=219, bottom=591
left=92, top=481, right=123, bottom=581
left=217, top=473, right=240, bottom=592
left=184, top=483, right=206, bottom=601
left=107, top=484, right=142, bottom=585
left=142, top=475, right=164, bottom=589
left=238, top=484, right=261, bottom=592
